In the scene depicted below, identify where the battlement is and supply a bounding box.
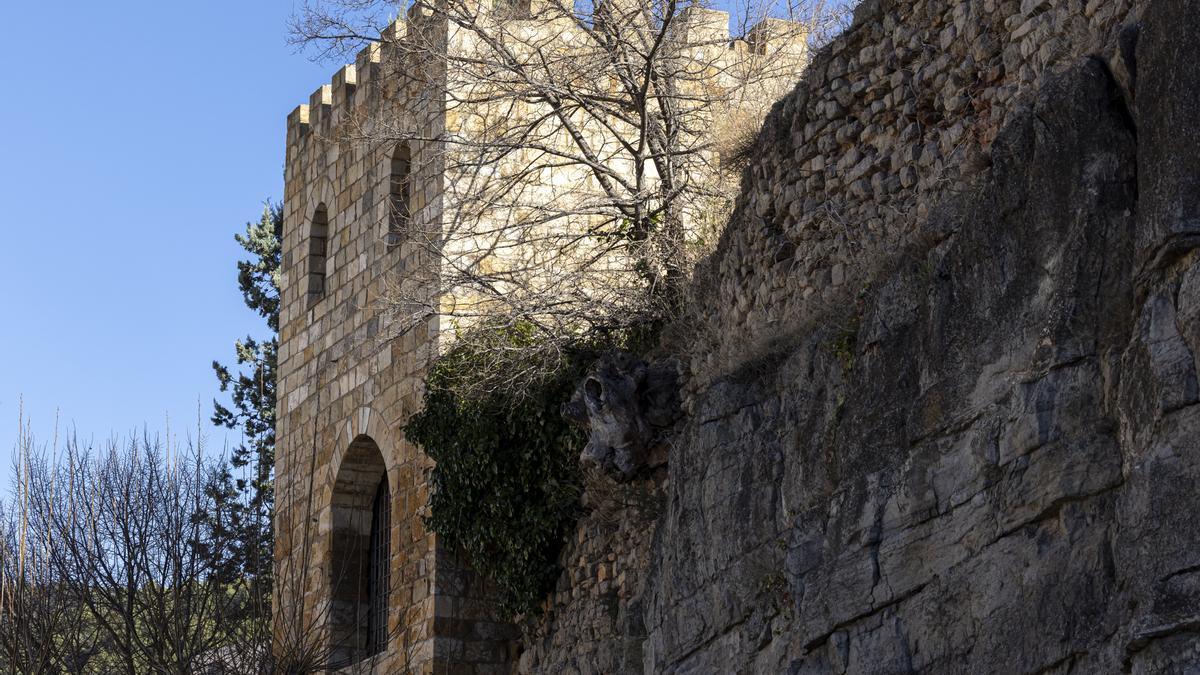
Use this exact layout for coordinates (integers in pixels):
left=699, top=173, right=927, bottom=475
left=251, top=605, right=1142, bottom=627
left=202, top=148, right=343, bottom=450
left=285, top=16, right=411, bottom=142
left=674, top=6, right=807, bottom=53
left=678, top=6, right=733, bottom=44
left=285, top=7, right=809, bottom=141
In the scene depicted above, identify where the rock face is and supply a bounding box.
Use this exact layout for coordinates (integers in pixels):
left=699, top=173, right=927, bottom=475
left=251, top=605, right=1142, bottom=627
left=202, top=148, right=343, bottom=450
left=522, top=0, right=1200, bottom=673
left=652, top=57, right=1142, bottom=672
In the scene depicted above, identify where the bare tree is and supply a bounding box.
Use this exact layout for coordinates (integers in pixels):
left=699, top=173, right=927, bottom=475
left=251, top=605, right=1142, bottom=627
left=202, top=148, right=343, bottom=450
left=0, top=417, right=422, bottom=674
left=0, top=426, right=250, bottom=674
left=0, top=420, right=99, bottom=673
left=288, top=0, right=855, bottom=391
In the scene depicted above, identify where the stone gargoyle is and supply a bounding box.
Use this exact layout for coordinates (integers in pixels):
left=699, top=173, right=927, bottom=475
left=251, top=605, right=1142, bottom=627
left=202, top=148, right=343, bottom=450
left=561, top=351, right=681, bottom=480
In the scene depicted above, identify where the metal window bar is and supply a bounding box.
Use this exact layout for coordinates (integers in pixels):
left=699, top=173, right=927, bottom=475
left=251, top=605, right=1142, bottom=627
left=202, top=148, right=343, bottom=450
left=387, top=145, right=411, bottom=249
left=308, top=206, right=329, bottom=298
left=367, top=476, right=391, bottom=655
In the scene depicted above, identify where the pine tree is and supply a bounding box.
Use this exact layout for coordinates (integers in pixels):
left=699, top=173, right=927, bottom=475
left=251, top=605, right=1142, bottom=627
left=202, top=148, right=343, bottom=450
left=212, top=202, right=282, bottom=585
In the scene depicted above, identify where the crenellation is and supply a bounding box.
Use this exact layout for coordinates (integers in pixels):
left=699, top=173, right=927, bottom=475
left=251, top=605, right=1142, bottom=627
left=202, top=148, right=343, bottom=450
left=285, top=11, right=811, bottom=143
left=677, top=6, right=730, bottom=44
left=354, top=42, right=383, bottom=89
left=381, top=17, right=406, bottom=42
left=331, top=64, right=357, bottom=112
left=286, top=104, right=310, bottom=144
left=306, top=83, right=332, bottom=130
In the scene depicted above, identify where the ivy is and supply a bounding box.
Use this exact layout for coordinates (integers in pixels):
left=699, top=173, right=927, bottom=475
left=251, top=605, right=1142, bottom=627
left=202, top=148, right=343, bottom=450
left=404, top=325, right=596, bottom=621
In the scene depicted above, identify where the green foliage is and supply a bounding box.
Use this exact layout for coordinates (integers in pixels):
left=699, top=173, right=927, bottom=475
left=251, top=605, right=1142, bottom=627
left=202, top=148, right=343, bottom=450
left=829, top=283, right=871, bottom=372
left=404, top=325, right=596, bottom=621
left=830, top=327, right=857, bottom=371
left=211, top=202, right=281, bottom=584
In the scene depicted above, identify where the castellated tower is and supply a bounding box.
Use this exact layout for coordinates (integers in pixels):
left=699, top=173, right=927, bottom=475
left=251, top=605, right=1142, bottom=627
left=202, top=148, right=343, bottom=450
left=274, top=4, right=806, bottom=673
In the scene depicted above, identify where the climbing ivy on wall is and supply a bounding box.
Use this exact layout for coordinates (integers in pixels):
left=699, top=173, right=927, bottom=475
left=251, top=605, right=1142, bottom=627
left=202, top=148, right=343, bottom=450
left=404, top=324, right=593, bottom=621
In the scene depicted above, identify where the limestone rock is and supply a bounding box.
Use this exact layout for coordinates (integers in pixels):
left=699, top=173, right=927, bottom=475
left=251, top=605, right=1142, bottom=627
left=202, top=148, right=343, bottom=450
left=526, top=1, right=1200, bottom=672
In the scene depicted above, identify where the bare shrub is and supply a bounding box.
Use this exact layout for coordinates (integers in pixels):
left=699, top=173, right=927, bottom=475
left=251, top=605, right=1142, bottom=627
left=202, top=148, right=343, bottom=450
left=0, top=414, right=420, bottom=674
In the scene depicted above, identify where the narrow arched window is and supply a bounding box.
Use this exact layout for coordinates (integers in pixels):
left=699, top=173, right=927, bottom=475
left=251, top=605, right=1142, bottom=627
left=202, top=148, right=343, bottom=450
left=307, top=204, right=329, bottom=302
left=387, top=144, right=411, bottom=249
left=493, top=0, right=531, bottom=18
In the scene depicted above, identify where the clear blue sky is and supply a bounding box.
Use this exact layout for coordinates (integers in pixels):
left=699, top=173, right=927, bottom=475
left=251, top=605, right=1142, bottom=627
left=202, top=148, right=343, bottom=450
left=0, top=2, right=331, bottom=469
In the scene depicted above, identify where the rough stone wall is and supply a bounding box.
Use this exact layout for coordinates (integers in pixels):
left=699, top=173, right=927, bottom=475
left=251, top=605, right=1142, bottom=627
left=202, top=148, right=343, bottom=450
left=517, top=469, right=666, bottom=674
left=525, top=0, right=1200, bottom=672
left=690, top=0, right=1137, bottom=386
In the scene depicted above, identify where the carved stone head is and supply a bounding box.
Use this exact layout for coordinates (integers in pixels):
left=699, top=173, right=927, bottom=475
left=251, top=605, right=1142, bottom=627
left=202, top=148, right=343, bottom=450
left=562, top=351, right=680, bottom=479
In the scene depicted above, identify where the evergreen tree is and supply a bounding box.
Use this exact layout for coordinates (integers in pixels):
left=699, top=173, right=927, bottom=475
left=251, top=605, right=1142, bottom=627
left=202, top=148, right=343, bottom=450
left=212, top=202, right=282, bottom=583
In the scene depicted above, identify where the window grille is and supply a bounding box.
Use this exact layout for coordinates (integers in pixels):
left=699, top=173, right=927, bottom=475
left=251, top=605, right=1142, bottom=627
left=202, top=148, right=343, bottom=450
left=366, top=475, right=390, bottom=655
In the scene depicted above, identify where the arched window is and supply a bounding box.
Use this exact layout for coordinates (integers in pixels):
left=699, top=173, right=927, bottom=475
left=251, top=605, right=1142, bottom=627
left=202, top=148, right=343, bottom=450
left=387, top=144, right=412, bottom=249
left=307, top=204, right=329, bottom=302
left=329, top=436, right=390, bottom=666
left=493, top=0, right=531, bottom=18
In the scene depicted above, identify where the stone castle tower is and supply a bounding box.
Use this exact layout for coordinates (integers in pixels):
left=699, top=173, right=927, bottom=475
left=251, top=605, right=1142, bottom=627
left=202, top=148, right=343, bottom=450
left=273, top=4, right=806, bottom=672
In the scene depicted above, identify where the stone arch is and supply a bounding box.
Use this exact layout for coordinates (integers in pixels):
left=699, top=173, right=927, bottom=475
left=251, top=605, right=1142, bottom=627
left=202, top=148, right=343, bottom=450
left=303, top=177, right=335, bottom=306
left=327, top=433, right=391, bottom=667
left=304, top=176, right=336, bottom=220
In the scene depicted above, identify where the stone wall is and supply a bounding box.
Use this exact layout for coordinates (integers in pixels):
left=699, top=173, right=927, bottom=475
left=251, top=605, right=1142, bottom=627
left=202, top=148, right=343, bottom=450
left=689, top=0, right=1136, bottom=386
left=525, top=0, right=1200, bottom=672
left=517, top=470, right=666, bottom=674
left=427, top=5, right=809, bottom=337
left=276, top=9, right=512, bottom=672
